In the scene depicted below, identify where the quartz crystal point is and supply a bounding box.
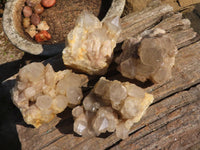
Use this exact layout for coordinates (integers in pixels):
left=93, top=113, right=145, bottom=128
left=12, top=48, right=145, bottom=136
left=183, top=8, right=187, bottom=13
left=72, top=77, right=154, bottom=139
left=62, top=11, right=121, bottom=75
left=116, top=28, right=178, bottom=83
left=12, top=62, right=88, bottom=128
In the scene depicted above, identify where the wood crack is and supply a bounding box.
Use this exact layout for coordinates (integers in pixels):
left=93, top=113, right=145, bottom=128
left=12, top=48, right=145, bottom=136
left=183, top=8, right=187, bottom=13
left=112, top=95, right=200, bottom=149
left=6, top=4, right=199, bottom=150
left=151, top=81, right=200, bottom=106
left=176, top=0, right=181, bottom=7
left=127, top=100, right=199, bottom=147
left=43, top=94, right=199, bottom=150
left=39, top=135, right=65, bottom=150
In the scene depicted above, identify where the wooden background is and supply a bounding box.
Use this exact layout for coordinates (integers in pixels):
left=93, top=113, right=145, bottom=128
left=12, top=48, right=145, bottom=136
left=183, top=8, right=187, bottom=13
left=1, top=1, right=200, bottom=150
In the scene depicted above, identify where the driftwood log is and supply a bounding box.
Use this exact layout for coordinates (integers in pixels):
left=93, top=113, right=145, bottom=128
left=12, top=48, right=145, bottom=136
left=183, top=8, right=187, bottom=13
left=2, top=4, right=200, bottom=150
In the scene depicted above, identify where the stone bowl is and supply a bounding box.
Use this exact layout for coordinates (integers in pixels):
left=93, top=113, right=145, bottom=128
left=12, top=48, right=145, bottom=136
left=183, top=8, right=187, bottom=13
left=3, top=0, right=112, bottom=56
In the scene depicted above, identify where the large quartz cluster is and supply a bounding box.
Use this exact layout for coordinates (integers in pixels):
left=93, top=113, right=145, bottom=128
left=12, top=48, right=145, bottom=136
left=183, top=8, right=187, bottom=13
left=12, top=62, right=88, bottom=128
left=72, top=77, right=154, bottom=139
left=116, top=29, right=178, bottom=83
left=62, top=11, right=121, bottom=75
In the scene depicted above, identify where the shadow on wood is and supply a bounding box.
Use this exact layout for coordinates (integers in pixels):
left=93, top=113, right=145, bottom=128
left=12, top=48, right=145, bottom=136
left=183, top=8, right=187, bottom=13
left=0, top=80, right=22, bottom=150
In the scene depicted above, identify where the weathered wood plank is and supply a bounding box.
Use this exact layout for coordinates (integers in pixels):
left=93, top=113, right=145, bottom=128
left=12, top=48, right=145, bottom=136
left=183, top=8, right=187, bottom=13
left=14, top=37, right=200, bottom=150
left=169, top=28, right=198, bottom=48
left=40, top=84, right=200, bottom=150
left=119, top=6, right=199, bottom=47
left=153, top=13, right=190, bottom=32
left=146, top=40, right=200, bottom=103
left=127, top=0, right=200, bottom=12
left=118, top=4, right=174, bottom=43
left=111, top=39, right=200, bottom=102
left=71, top=85, right=200, bottom=150
left=151, top=12, right=199, bottom=48
left=183, top=9, right=200, bottom=35
left=6, top=3, right=200, bottom=150
left=179, top=0, right=200, bottom=8
left=111, top=85, right=200, bottom=150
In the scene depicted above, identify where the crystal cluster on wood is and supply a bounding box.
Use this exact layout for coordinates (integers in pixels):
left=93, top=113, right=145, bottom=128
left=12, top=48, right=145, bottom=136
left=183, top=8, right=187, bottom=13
left=62, top=11, right=121, bottom=75
left=12, top=62, right=88, bottom=128
left=116, top=29, right=178, bottom=83
left=72, top=77, right=154, bottom=139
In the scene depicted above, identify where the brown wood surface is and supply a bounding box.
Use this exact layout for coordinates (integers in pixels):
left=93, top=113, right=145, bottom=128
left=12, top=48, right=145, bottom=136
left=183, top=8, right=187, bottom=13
left=118, top=4, right=174, bottom=43
left=127, top=0, right=200, bottom=12
left=15, top=39, right=200, bottom=149
left=2, top=4, right=200, bottom=150
left=111, top=85, right=200, bottom=150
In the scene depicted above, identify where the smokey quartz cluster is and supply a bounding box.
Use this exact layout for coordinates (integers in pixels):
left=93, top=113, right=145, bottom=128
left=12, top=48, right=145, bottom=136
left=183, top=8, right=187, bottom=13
left=62, top=11, right=121, bottom=75
left=72, top=77, right=154, bottom=139
left=12, top=62, right=88, bottom=128
left=116, top=29, right=178, bottom=83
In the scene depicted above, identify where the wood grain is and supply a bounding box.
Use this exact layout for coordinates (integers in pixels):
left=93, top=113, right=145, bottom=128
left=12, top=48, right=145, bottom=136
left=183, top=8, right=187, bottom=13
left=126, top=0, right=200, bottom=12
left=111, top=85, right=200, bottom=150
left=118, top=4, right=174, bottom=43
left=146, top=40, right=200, bottom=102
left=179, top=0, right=200, bottom=7
left=14, top=37, right=200, bottom=150
left=3, top=4, right=199, bottom=150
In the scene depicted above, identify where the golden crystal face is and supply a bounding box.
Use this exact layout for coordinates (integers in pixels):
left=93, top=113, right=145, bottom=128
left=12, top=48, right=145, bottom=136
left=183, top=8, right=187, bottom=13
left=72, top=77, right=154, bottom=139
left=12, top=62, right=88, bottom=128
left=62, top=11, right=121, bottom=75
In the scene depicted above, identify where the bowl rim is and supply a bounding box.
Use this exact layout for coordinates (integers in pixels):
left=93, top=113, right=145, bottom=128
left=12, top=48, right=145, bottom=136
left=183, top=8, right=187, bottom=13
left=3, top=0, right=125, bottom=56
left=3, top=0, right=45, bottom=55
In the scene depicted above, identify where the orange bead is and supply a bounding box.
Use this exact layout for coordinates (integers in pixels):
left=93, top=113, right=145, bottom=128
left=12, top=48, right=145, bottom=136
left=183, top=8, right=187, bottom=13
left=41, top=0, right=56, bottom=8
left=35, top=30, right=51, bottom=42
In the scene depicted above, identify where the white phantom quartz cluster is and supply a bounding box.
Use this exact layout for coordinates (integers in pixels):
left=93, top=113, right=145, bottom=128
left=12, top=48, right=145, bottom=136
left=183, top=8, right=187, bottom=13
left=12, top=62, right=88, bottom=128
left=72, top=77, right=154, bottom=139
left=62, top=11, right=121, bottom=75
left=116, top=29, right=178, bottom=83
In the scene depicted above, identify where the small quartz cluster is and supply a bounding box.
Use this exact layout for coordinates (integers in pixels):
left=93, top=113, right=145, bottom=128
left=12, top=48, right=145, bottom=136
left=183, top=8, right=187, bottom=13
left=72, top=77, right=154, bottom=139
left=116, top=29, right=178, bottom=83
left=22, top=0, right=56, bottom=42
left=12, top=62, right=88, bottom=128
left=62, top=11, right=121, bottom=75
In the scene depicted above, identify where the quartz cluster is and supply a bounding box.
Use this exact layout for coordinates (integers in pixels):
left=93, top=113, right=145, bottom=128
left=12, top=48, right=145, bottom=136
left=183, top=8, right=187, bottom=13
left=72, top=77, right=154, bottom=139
left=62, top=11, right=121, bottom=75
left=12, top=62, right=88, bottom=128
left=116, top=29, right=178, bottom=83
